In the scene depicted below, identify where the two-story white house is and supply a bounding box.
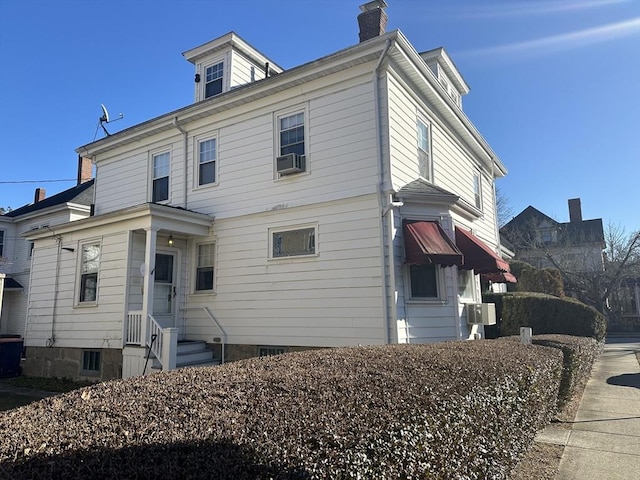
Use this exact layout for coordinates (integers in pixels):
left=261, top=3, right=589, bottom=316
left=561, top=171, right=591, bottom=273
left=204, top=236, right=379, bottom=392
left=23, top=1, right=513, bottom=381
left=0, top=159, right=94, bottom=341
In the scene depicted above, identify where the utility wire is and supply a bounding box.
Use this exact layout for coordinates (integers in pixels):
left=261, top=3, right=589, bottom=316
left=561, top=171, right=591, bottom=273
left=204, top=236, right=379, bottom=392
left=0, top=179, right=76, bottom=184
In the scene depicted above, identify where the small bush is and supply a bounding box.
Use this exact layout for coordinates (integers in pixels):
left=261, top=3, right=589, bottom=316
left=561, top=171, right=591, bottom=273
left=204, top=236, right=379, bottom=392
left=0, top=342, right=563, bottom=479
left=483, top=292, right=606, bottom=341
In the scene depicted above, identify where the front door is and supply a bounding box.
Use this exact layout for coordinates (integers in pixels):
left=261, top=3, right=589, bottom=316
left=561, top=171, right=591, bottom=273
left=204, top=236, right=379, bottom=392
left=153, top=252, right=176, bottom=328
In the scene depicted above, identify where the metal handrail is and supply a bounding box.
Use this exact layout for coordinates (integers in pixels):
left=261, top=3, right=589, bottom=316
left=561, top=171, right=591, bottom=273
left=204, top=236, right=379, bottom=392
left=142, top=333, right=158, bottom=375
left=203, top=307, right=227, bottom=364
left=147, top=314, right=164, bottom=367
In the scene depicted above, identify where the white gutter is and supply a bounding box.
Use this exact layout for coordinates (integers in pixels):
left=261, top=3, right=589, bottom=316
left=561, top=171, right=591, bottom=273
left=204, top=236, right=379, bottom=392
left=173, top=117, right=188, bottom=209
left=374, top=39, right=393, bottom=345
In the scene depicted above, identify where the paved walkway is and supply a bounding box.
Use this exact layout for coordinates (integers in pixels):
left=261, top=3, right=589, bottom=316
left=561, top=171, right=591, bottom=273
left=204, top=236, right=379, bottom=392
left=537, top=337, right=640, bottom=480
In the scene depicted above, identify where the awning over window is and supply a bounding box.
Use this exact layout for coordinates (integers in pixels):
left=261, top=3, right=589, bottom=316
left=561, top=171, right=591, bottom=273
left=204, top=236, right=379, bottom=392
left=481, top=271, right=518, bottom=284
left=2, top=277, right=23, bottom=291
left=455, top=227, right=512, bottom=275
left=403, top=221, right=463, bottom=267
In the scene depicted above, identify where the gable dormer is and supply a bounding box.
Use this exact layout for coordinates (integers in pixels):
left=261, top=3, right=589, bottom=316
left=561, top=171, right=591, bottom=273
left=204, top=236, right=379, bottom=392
left=182, top=32, right=284, bottom=103
left=419, top=47, right=469, bottom=110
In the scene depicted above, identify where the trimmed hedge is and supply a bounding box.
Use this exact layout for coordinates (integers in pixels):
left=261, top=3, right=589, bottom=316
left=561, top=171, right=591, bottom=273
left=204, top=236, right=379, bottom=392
left=1, top=342, right=563, bottom=479
left=499, top=334, right=603, bottom=412
left=508, top=261, right=564, bottom=297
left=483, top=292, right=606, bottom=341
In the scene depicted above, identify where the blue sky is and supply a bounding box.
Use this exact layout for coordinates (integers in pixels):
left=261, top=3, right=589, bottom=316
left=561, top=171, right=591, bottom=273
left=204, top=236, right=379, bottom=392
left=0, top=0, right=639, bottom=233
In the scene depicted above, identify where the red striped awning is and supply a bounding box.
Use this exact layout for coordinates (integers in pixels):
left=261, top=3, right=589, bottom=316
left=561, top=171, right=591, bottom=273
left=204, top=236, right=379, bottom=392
left=403, top=221, right=463, bottom=267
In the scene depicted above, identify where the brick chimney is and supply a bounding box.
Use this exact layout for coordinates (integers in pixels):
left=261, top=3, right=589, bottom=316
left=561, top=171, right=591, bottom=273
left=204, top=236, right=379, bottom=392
left=34, top=188, right=46, bottom=204
left=568, top=198, right=582, bottom=223
left=358, top=0, right=388, bottom=43
left=77, top=156, right=93, bottom=185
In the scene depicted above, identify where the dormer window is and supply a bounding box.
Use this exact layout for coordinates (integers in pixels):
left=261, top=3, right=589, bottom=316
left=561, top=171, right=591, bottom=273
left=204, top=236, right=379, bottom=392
left=205, top=62, right=224, bottom=98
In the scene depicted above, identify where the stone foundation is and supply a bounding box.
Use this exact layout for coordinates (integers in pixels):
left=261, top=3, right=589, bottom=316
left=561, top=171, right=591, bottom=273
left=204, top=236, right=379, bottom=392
left=21, top=346, right=122, bottom=381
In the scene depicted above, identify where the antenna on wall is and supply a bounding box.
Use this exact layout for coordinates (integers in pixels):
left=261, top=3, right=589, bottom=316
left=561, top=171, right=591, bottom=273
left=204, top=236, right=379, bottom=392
left=97, top=104, right=124, bottom=137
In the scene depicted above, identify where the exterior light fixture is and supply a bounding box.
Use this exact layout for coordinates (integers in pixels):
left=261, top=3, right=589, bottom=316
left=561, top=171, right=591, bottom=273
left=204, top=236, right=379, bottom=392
left=168, top=233, right=174, bottom=247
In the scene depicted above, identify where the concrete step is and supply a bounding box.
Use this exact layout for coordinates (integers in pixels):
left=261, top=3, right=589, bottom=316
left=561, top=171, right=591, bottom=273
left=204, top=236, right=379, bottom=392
left=177, top=348, right=215, bottom=365
left=177, top=340, right=208, bottom=354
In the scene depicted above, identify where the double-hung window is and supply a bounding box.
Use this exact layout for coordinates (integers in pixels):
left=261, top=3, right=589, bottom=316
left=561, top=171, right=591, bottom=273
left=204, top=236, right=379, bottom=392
left=279, top=112, right=305, bottom=157
left=409, top=264, right=439, bottom=298
left=458, top=269, right=475, bottom=301
left=152, top=152, right=170, bottom=202
left=473, top=173, right=482, bottom=210
left=271, top=225, right=316, bottom=259
left=417, top=118, right=431, bottom=181
left=195, top=243, right=215, bottom=292
left=204, top=62, right=224, bottom=98
left=79, top=242, right=100, bottom=303
left=198, top=138, right=217, bottom=186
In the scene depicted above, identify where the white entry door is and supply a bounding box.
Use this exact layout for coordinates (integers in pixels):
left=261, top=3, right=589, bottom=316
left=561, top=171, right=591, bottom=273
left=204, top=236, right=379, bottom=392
left=153, top=252, right=176, bottom=328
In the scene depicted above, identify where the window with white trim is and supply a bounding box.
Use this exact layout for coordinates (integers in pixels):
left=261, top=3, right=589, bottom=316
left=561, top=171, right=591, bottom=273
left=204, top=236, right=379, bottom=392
left=409, top=263, right=439, bottom=298
left=204, top=61, right=224, bottom=98
left=417, top=118, right=432, bottom=181
left=198, top=137, right=217, bottom=186
left=270, top=226, right=316, bottom=258
left=195, top=242, right=215, bottom=292
left=78, top=242, right=100, bottom=303
left=458, top=269, right=475, bottom=300
left=473, top=172, right=482, bottom=209
left=152, top=152, right=170, bottom=202
left=279, top=112, right=305, bottom=157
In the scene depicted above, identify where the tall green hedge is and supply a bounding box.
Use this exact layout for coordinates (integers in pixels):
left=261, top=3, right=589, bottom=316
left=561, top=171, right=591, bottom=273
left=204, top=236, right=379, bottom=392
left=483, top=292, right=606, bottom=341
left=508, top=261, right=564, bottom=297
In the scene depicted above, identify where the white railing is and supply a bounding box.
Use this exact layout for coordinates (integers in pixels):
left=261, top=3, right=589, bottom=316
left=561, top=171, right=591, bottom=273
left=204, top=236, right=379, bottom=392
left=204, top=307, right=227, bottom=364
left=147, top=314, right=178, bottom=371
left=125, top=311, right=143, bottom=345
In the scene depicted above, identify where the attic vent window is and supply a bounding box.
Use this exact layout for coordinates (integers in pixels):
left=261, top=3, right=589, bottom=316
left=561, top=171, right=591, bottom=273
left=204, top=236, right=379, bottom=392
left=205, top=62, right=224, bottom=98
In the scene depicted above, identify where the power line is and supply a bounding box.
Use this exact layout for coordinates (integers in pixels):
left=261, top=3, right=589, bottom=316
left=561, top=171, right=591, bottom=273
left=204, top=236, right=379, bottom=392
left=0, top=179, right=76, bottom=184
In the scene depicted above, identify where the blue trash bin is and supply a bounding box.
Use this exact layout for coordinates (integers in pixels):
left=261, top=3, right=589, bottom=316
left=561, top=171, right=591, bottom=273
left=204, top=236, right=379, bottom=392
left=0, top=335, right=23, bottom=378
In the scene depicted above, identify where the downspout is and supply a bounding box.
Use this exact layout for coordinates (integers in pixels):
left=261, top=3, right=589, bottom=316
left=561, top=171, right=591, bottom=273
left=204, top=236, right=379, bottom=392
left=46, top=229, right=62, bottom=347
left=173, top=117, right=188, bottom=209
left=373, top=39, right=393, bottom=344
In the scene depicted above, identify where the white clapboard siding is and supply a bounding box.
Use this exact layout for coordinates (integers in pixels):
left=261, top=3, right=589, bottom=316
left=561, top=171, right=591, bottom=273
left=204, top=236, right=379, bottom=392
left=230, top=50, right=265, bottom=87
left=183, top=194, right=386, bottom=346
left=25, top=231, right=129, bottom=348
left=94, top=70, right=379, bottom=221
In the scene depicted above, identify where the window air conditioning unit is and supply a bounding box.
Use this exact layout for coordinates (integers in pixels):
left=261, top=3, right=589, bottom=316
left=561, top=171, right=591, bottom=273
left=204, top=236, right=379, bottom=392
left=276, top=153, right=305, bottom=175
left=467, top=303, right=497, bottom=325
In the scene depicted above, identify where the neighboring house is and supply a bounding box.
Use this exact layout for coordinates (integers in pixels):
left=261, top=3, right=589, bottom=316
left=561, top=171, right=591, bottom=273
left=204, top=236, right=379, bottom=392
left=0, top=158, right=94, bottom=340
left=23, top=1, right=513, bottom=381
left=501, top=198, right=605, bottom=273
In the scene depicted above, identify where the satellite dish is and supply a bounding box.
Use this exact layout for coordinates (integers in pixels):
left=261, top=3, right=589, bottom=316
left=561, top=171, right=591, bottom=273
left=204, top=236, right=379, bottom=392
left=97, top=103, right=124, bottom=137
left=100, top=104, right=110, bottom=123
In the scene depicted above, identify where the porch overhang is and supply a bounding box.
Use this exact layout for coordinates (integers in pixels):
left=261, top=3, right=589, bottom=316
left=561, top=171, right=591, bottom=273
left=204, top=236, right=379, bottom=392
left=2, top=277, right=24, bottom=291
left=455, top=227, right=513, bottom=276
left=403, top=220, right=463, bottom=267
left=24, top=203, right=214, bottom=240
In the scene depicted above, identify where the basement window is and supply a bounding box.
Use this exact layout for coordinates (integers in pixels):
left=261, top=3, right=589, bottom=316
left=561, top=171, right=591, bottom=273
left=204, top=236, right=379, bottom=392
left=259, top=347, right=285, bottom=357
left=82, top=350, right=101, bottom=375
